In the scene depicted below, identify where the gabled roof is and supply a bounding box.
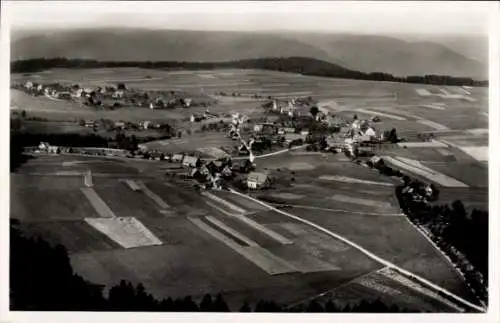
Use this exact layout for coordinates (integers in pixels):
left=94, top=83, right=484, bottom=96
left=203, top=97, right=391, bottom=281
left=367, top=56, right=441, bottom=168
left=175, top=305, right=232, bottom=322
left=172, top=154, right=184, bottom=161
left=183, top=155, right=199, bottom=165
left=247, top=172, right=268, bottom=184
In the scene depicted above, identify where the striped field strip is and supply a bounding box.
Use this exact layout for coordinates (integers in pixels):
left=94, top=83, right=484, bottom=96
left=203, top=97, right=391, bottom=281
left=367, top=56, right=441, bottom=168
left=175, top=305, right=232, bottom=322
left=80, top=188, right=116, bottom=218
left=205, top=216, right=259, bottom=247
left=136, top=181, right=171, bottom=209
left=188, top=217, right=298, bottom=275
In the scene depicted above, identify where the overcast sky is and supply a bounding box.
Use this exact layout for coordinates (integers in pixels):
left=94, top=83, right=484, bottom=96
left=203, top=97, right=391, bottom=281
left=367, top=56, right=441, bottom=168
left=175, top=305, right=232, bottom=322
left=6, top=1, right=492, bottom=36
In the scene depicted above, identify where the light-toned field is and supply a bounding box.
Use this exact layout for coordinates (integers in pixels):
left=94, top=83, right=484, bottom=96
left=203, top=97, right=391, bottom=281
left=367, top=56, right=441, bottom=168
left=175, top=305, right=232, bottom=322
left=318, top=175, right=394, bottom=186
left=397, top=141, right=448, bottom=148
left=383, top=156, right=469, bottom=188
left=85, top=217, right=163, bottom=249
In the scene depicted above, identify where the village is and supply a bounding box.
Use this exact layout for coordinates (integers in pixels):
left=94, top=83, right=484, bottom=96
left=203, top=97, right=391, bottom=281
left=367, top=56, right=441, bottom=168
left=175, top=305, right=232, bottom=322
left=26, top=87, right=440, bottom=205
left=10, top=65, right=489, bottom=314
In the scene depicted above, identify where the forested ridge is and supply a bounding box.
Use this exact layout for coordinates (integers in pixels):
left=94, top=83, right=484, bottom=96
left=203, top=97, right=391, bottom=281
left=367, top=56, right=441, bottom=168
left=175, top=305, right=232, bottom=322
left=11, top=57, right=488, bottom=87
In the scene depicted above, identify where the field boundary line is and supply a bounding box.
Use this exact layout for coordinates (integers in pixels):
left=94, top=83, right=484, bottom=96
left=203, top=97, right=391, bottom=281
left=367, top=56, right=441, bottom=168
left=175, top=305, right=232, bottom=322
left=285, top=267, right=385, bottom=309
left=377, top=267, right=465, bottom=312
left=187, top=217, right=298, bottom=275
left=205, top=216, right=259, bottom=247
left=203, top=196, right=293, bottom=245
left=80, top=188, right=116, bottom=218
left=272, top=203, right=403, bottom=217
left=201, top=191, right=247, bottom=214
left=229, top=189, right=485, bottom=312
left=136, top=180, right=171, bottom=209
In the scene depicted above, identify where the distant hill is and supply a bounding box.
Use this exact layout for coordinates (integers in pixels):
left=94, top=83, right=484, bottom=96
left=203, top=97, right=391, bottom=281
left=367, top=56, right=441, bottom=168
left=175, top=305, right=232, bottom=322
left=10, top=29, right=487, bottom=79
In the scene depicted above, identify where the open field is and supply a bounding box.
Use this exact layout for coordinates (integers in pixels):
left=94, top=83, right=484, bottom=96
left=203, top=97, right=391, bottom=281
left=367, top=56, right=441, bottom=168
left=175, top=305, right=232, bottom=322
left=286, top=208, right=474, bottom=302
left=13, top=68, right=487, bottom=123
left=12, top=153, right=479, bottom=310
left=10, top=67, right=488, bottom=311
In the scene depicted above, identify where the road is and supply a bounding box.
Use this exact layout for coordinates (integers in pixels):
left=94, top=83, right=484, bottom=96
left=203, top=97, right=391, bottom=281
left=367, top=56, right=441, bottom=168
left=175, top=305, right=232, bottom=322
left=228, top=189, right=486, bottom=313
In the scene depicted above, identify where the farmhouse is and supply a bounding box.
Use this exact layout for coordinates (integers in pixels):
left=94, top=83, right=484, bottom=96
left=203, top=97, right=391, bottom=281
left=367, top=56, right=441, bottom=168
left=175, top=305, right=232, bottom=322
left=184, top=98, right=192, bottom=107
left=112, top=90, right=124, bottom=99
left=246, top=172, right=270, bottom=190
left=85, top=120, right=96, bottom=128
left=24, top=81, right=33, bottom=89
left=169, top=154, right=183, bottom=163
left=182, top=155, right=199, bottom=168
left=114, top=122, right=126, bottom=130
left=72, top=88, right=84, bottom=98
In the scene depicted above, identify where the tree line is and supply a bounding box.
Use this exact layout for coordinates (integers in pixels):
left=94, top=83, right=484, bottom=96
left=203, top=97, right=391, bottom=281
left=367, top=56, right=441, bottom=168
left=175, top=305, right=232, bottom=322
left=396, top=190, right=488, bottom=303
left=11, top=57, right=488, bottom=87
left=10, top=131, right=172, bottom=156
left=364, top=157, right=488, bottom=304
left=11, top=219, right=416, bottom=312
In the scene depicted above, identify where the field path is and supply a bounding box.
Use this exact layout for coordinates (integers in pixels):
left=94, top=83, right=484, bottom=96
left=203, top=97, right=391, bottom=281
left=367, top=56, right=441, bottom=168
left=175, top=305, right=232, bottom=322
left=271, top=204, right=402, bottom=217
left=228, top=189, right=485, bottom=313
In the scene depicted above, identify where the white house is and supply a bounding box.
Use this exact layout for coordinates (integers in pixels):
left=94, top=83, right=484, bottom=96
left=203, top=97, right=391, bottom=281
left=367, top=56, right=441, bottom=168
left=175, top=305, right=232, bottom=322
left=254, top=124, right=264, bottom=133
left=364, top=127, right=376, bottom=138
left=114, top=122, right=126, bottom=130
left=24, top=81, right=33, bottom=89
left=182, top=156, right=199, bottom=168
left=112, top=90, right=124, bottom=99
left=246, top=172, right=269, bottom=189
left=184, top=98, right=192, bottom=107
left=72, top=88, right=83, bottom=98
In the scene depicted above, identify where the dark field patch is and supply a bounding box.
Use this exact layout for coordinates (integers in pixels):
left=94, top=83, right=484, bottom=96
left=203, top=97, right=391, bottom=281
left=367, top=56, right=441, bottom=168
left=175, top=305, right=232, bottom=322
left=18, top=220, right=121, bottom=254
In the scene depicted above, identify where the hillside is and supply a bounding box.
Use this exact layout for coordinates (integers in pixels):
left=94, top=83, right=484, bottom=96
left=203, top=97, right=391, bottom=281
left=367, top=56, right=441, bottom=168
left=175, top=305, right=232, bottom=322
left=11, top=57, right=487, bottom=87
left=11, top=29, right=487, bottom=79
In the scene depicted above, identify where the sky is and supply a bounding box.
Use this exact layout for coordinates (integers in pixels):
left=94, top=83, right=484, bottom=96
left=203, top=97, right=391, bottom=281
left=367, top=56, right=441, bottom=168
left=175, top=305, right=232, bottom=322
left=5, top=1, right=493, bottom=36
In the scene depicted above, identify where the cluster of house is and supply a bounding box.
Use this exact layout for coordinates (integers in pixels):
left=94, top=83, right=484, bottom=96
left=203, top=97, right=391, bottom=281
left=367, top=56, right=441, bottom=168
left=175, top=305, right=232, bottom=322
left=80, top=119, right=167, bottom=131
left=20, top=81, right=124, bottom=100
left=19, top=81, right=194, bottom=110
left=155, top=151, right=269, bottom=190
left=252, top=123, right=310, bottom=144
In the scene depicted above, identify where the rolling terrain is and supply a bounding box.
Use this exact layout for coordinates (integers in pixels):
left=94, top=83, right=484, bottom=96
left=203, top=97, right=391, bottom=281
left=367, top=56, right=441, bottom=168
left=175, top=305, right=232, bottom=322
left=10, top=68, right=488, bottom=311
left=11, top=29, right=487, bottom=79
